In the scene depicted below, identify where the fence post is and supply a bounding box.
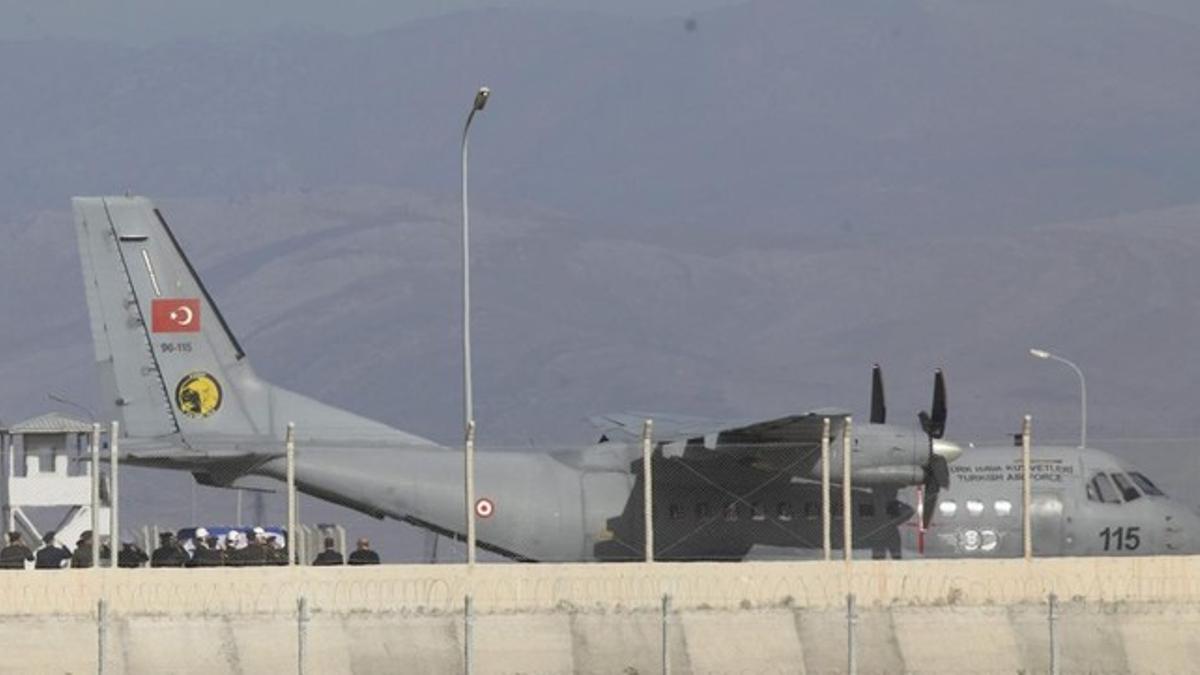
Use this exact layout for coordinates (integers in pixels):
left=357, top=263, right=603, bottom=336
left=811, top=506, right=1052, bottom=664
left=91, top=423, right=100, bottom=569
left=821, top=417, right=831, bottom=561
left=842, top=416, right=853, bottom=563
left=4, top=435, right=12, bottom=534
left=1022, top=414, right=1033, bottom=561
left=97, top=598, right=107, bottom=675
left=661, top=593, right=671, bottom=675
left=297, top=596, right=308, bottom=675
left=464, top=594, right=475, bottom=675
left=286, top=422, right=297, bottom=567
left=1049, top=592, right=1059, bottom=675
left=109, top=421, right=119, bottom=569
left=643, top=419, right=654, bottom=563
left=846, top=592, right=857, bottom=675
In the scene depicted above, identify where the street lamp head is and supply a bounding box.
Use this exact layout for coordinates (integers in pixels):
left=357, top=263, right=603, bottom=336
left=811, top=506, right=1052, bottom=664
left=473, top=87, right=491, bottom=112
left=1029, top=348, right=1051, bottom=359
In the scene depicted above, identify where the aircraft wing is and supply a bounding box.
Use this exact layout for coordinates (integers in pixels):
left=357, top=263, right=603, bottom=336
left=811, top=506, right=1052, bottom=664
left=589, top=409, right=851, bottom=454
left=715, top=409, right=851, bottom=444
left=589, top=412, right=754, bottom=443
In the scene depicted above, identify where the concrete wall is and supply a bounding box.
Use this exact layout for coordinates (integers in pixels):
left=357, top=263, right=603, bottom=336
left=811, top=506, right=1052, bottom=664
left=3, top=557, right=1200, bottom=673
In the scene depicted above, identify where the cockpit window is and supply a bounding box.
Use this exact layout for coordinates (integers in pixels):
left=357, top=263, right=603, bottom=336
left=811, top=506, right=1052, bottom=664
left=1088, top=473, right=1122, bottom=503
left=1111, top=473, right=1141, bottom=502
left=1129, top=472, right=1165, bottom=496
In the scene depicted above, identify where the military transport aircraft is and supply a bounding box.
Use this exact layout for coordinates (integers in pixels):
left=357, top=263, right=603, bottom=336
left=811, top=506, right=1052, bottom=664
left=896, top=443, right=1200, bottom=557
left=74, top=195, right=962, bottom=561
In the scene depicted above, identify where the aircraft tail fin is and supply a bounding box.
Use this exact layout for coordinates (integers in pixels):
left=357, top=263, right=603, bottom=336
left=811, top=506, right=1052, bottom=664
left=73, top=196, right=429, bottom=445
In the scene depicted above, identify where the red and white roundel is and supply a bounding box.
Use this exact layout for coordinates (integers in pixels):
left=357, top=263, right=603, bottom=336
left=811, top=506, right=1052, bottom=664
left=475, top=498, right=495, bottom=519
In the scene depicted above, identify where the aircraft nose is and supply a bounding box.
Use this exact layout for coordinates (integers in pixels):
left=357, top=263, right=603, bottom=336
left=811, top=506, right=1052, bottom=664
left=1166, top=504, right=1200, bottom=554
left=931, top=439, right=963, bottom=463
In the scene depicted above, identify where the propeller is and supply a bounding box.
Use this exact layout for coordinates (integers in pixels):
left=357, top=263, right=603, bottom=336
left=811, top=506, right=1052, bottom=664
left=917, top=368, right=946, bottom=439
left=918, top=369, right=950, bottom=528
left=870, top=364, right=886, bottom=425
left=865, top=365, right=959, bottom=530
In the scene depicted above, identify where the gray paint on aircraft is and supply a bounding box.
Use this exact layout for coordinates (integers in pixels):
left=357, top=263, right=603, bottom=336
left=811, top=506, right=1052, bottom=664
left=71, top=196, right=1200, bottom=561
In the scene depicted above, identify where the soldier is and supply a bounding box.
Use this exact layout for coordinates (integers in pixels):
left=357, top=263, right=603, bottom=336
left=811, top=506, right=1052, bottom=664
left=117, top=542, right=149, bottom=568
left=0, top=532, right=34, bottom=569
left=224, top=530, right=246, bottom=567
left=206, top=535, right=226, bottom=565
left=312, top=537, right=344, bottom=566
left=188, top=529, right=223, bottom=567
left=34, top=531, right=71, bottom=570
left=70, top=530, right=95, bottom=568
left=347, top=538, right=381, bottom=565
left=150, top=532, right=187, bottom=568
left=244, top=528, right=271, bottom=566
left=229, top=528, right=269, bottom=566
left=268, top=535, right=289, bottom=566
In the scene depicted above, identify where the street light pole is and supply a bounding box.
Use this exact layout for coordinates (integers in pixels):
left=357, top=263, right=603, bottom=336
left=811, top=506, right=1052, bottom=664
left=1029, top=348, right=1087, bottom=448
left=461, top=86, right=490, bottom=432
left=461, top=86, right=489, bottom=566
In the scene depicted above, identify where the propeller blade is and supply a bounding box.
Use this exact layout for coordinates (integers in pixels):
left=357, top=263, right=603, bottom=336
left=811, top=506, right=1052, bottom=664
left=929, top=454, right=950, bottom=489
left=918, top=410, right=932, bottom=437
left=917, top=369, right=951, bottom=530
left=929, top=369, right=947, bottom=439
left=922, top=474, right=941, bottom=529
left=870, top=364, right=886, bottom=425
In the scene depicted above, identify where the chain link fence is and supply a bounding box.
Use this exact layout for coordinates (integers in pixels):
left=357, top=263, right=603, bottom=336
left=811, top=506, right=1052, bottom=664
left=1, top=418, right=1198, bottom=566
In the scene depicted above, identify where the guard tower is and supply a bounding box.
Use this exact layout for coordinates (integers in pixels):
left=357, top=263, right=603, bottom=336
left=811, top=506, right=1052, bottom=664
left=3, top=412, right=110, bottom=548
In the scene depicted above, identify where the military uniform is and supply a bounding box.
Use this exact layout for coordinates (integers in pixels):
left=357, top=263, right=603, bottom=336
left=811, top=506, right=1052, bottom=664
left=70, top=542, right=95, bottom=568
left=312, top=549, right=344, bottom=566
left=188, top=544, right=224, bottom=567
left=348, top=548, right=381, bottom=565
left=118, top=544, right=149, bottom=568
left=0, top=542, right=33, bottom=569
left=35, top=545, right=71, bottom=569
left=150, top=538, right=188, bottom=568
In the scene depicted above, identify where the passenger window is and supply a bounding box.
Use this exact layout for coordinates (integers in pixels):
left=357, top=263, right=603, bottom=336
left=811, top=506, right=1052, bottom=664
left=695, top=502, right=711, bottom=519
left=858, top=502, right=875, bottom=519
left=994, top=500, right=1013, bottom=517
left=803, top=502, right=819, bottom=519
left=777, top=502, right=793, bottom=521
left=668, top=504, right=685, bottom=520
left=886, top=500, right=903, bottom=517
left=938, top=501, right=957, bottom=518
left=1111, top=473, right=1141, bottom=502
left=1089, top=473, right=1122, bottom=503
left=1130, top=472, right=1165, bottom=497
left=966, top=500, right=984, bottom=516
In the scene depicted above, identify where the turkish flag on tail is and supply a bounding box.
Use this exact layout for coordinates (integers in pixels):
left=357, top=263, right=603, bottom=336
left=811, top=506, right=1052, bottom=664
left=151, top=299, right=201, bottom=333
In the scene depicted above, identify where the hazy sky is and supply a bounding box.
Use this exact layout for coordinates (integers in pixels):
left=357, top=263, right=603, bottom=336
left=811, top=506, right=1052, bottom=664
left=0, top=0, right=742, bottom=45
left=4, top=0, right=1200, bottom=46
left=4, top=0, right=1200, bottom=558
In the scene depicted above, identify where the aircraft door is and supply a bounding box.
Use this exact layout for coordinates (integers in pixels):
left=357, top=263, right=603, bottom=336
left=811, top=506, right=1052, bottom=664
left=1029, top=490, right=1066, bottom=556
left=581, top=471, right=636, bottom=560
